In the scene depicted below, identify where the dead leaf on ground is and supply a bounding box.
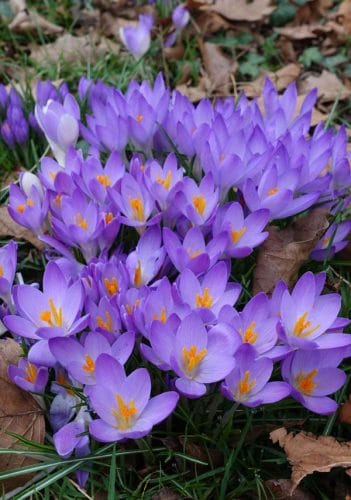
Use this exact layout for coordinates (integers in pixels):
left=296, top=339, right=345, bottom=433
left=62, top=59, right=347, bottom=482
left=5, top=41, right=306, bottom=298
left=299, top=70, right=351, bottom=103
left=240, top=63, right=301, bottom=97
left=8, top=7, right=63, bottom=35
left=199, top=41, right=236, bottom=94
left=253, top=209, right=329, bottom=295
left=337, top=0, right=351, bottom=36
left=30, top=33, right=120, bottom=66
left=0, top=206, right=44, bottom=250
left=164, top=44, right=185, bottom=61
left=152, top=488, right=181, bottom=500
left=0, top=338, right=45, bottom=493
left=265, top=479, right=315, bottom=499
left=339, top=396, right=351, bottom=425
left=193, top=11, right=231, bottom=34
left=270, top=427, right=351, bottom=494
left=205, top=0, right=275, bottom=22
left=100, top=12, right=137, bottom=39
left=176, top=79, right=208, bottom=102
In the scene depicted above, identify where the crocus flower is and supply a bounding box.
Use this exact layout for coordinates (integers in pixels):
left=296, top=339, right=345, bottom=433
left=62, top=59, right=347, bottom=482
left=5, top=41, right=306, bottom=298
left=8, top=358, right=48, bottom=394
left=175, top=174, right=218, bottom=227
left=282, top=348, right=346, bottom=414
left=8, top=183, right=48, bottom=235
left=89, top=354, right=179, bottom=441
left=279, top=271, right=351, bottom=350
left=172, top=4, right=190, bottom=29
left=35, top=94, right=80, bottom=166
left=119, top=15, right=153, bottom=60
left=0, top=241, right=17, bottom=300
left=311, top=220, right=351, bottom=261
left=145, top=153, right=183, bottom=212
left=149, top=312, right=237, bottom=397
left=221, top=344, right=290, bottom=407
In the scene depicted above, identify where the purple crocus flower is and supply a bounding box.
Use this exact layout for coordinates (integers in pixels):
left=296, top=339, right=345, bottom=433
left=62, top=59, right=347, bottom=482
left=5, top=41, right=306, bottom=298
left=49, top=331, right=135, bottom=386
left=172, top=4, right=190, bottom=29
left=149, top=312, right=237, bottom=397
left=282, top=348, right=346, bottom=414
left=213, top=202, right=269, bottom=258
left=89, top=354, right=179, bottom=442
left=119, top=15, right=153, bottom=60
left=35, top=94, right=80, bottom=166
left=0, top=241, right=17, bottom=300
left=1, top=121, right=15, bottom=148
left=175, top=174, right=218, bottom=227
left=311, top=220, right=351, bottom=261
left=279, top=271, right=351, bottom=350
left=8, top=183, right=48, bottom=235
left=8, top=358, right=48, bottom=394
left=221, top=344, right=290, bottom=407
left=145, top=153, right=183, bottom=212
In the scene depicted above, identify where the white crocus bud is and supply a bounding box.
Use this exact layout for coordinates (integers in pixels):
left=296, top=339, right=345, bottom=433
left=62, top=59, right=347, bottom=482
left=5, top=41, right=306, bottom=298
left=20, top=172, right=44, bottom=201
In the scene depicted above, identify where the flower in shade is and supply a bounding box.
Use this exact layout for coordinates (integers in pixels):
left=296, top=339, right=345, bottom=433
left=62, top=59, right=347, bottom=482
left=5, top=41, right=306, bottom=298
left=8, top=183, right=48, bottom=235
left=149, top=312, right=236, bottom=398
left=49, top=331, right=135, bottom=386
left=311, top=220, right=351, bottom=261
left=279, top=271, right=351, bottom=350
left=213, top=202, right=269, bottom=258
left=172, top=4, right=190, bottom=30
left=221, top=344, right=290, bottom=407
left=0, top=241, right=17, bottom=300
left=119, top=15, right=153, bottom=60
left=282, top=348, right=346, bottom=414
left=89, top=354, right=179, bottom=442
left=8, top=358, right=48, bottom=394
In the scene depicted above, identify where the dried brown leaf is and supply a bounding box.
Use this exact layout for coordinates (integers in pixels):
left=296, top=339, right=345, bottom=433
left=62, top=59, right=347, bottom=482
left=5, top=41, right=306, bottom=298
left=339, top=397, right=351, bottom=425
left=100, top=12, right=137, bottom=39
left=8, top=8, right=63, bottom=35
left=299, top=70, right=351, bottom=103
left=270, top=427, right=351, bottom=494
left=199, top=41, right=236, bottom=94
left=337, top=0, right=351, bottom=36
left=265, top=479, right=315, bottom=499
left=240, top=63, right=301, bottom=97
left=152, top=488, right=181, bottom=500
left=194, top=11, right=231, bottom=34
left=206, top=0, right=275, bottom=22
left=0, top=338, right=45, bottom=493
left=30, top=33, right=119, bottom=66
left=176, top=80, right=208, bottom=102
left=0, top=206, right=44, bottom=250
left=164, top=43, right=185, bottom=61
left=253, top=209, right=329, bottom=294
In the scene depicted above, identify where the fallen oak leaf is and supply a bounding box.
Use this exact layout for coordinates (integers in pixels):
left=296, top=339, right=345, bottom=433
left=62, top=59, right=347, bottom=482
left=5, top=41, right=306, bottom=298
left=199, top=41, right=237, bottom=94
left=205, top=0, right=275, bottom=22
left=0, top=338, right=45, bottom=493
left=240, top=63, right=301, bottom=97
left=252, top=208, right=329, bottom=295
left=8, top=7, right=63, bottom=35
left=299, top=70, right=351, bottom=104
left=0, top=206, right=44, bottom=250
left=270, top=427, right=351, bottom=494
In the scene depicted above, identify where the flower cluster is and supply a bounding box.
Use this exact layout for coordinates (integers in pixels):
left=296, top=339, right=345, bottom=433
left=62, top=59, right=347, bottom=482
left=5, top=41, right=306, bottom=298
left=2, top=75, right=351, bottom=486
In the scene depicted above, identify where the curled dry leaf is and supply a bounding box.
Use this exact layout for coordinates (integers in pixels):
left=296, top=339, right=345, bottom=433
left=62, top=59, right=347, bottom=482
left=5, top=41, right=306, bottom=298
left=0, top=206, right=44, bottom=250
left=8, top=8, right=63, bottom=35
left=270, top=427, right=351, bottom=494
left=205, top=0, right=275, bottom=22
left=240, top=63, right=301, bottom=98
left=30, top=33, right=119, bottom=66
left=199, top=41, right=236, bottom=94
left=0, top=338, right=45, bottom=493
left=337, top=0, right=351, bottom=36
left=252, top=208, right=329, bottom=295
left=299, top=70, right=351, bottom=103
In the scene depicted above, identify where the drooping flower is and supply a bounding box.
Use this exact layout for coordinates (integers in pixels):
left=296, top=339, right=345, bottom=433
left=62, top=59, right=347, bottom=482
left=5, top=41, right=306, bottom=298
left=8, top=358, right=48, bottom=394
left=311, top=220, right=351, bottom=261
left=119, top=15, right=153, bottom=60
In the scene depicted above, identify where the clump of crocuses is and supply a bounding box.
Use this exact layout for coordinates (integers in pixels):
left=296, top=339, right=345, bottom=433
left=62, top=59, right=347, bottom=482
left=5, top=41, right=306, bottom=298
left=2, top=73, right=351, bottom=489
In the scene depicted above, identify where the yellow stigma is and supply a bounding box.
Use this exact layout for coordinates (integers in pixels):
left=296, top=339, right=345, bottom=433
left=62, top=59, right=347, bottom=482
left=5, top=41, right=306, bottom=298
left=104, top=212, right=114, bottom=224
left=295, top=369, right=318, bottom=395
left=24, top=362, right=38, bottom=383
left=112, top=394, right=137, bottom=430
left=57, top=371, right=74, bottom=395
left=156, top=170, right=172, bottom=190
left=240, top=321, right=258, bottom=344
left=293, top=312, right=320, bottom=338
left=134, top=260, right=142, bottom=287
left=231, top=227, right=246, bottom=244
left=54, top=194, right=62, bottom=207
left=0, top=264, right=3, bottom=277
left=104, top=277, right=119, bottom=296
left=39, top=299, right=63, bottom=327
left=182, top=345, right=207, bottom=374
left=267, top=187, right=279, bottom=196
left=236, top=370, right=256, bottom=398
left=322, top=236, right=330, bottom=248
left=82, top=354, right=95, bottom=373
left=125, top=299, right=140, bottom=315
left=96, top=310, right=113, bottom=331
left=192, top=195, right=206, bottom=216
left=187, top=248, right=203, bottom=259
left=49, top=171, right=57, bottom=180
left=96, top=174, right=112, bottom=187
left=17, top=204, right=26, bottom=213
left=152, top=307, right=167, bottom=323
left=26, top=198, right=34, bottom=207
left=74, top=213, right=88, bottom=230
left=129, top=197, right=144, bottom=222
left=136, top=114, right=143, bottom=123
left=196, top=287, right=213, bottom=309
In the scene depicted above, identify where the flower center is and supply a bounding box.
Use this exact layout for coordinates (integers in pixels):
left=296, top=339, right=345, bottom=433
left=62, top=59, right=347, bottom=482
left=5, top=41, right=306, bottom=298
left=192, top=195, right=206, bottom=216
left=240, top=321, right=258, bottom=344
left=196, top=287, right=213, bottom=309
left=235, top=370, right=256, bottom=400
left=295, top=369, right=318, bottom=395
left=152, top=307, right=167, bottom=323
left=134, top=260, right=142, bottom=287
left=104, top=277, right=119, bottom=296
left=54, top=194, right=62, bottom=207
left=112, top=394, right=137, bottom=430
left=182, top=345, right=207, bottom=374
left=16, top=204, right=26, bottom=213
left=104, top=212, right=114, bottom=224
left=156, top=170, right=172, bottom=190
left=74, top=212, right=88, bottom=230
left=82, top=354, right=95, bottom=373
left=231, top=227, right=246, bottom=244
left=187, top=248, right=203, bottom=259
left=322, top=236, right=330, bottom=248
left=267, top=187, right=279, bottom=196
left=24, top=362, right=38, bottom=383
left=96, top=310, right=113, bottom=331
left=129, top=197, right=144, bottom=222
left=136, top=114, right=143, bottom=123
left=96, top=174, right=112, bottom=188
left=293, top=312, right=320, bottom=337
left=0, top=264, right=3, bottom=277
left=40, top=298, right=63, bottom=327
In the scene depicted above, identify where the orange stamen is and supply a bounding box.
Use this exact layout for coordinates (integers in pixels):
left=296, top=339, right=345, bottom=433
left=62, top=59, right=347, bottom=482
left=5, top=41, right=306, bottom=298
left=196, top=287, right=213, bottom=309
